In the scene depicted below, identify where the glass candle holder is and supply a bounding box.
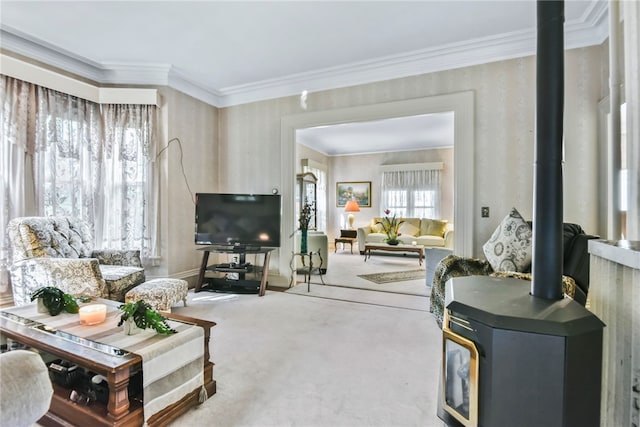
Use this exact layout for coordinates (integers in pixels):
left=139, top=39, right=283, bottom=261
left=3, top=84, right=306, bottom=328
left=79, top=304, right=107, bottom=325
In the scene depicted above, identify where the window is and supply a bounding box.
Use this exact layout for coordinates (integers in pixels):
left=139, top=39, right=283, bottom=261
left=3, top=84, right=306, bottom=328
left=302, top=159, right=327, bottom=231
left=380, top=166, right=442, bottom=218
left=599, top=98, right=628, bottom=239
left=2, top=76, right=157, bottom=256
left=413, top=189, right=439, bottom=218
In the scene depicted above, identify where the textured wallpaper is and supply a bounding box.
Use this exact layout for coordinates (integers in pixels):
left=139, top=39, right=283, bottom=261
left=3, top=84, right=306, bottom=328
left=218, top=45, right=604, bottom=257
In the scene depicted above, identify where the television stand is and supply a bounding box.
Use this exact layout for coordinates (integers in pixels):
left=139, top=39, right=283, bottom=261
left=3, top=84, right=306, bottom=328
left=195, top=246, right=274, bottom=296
left=199, top=278, right=261, bottom=294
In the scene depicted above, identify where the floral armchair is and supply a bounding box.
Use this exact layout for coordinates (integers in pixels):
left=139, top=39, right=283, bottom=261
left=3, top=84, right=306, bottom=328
left=8, top=216, right=145, bottom=305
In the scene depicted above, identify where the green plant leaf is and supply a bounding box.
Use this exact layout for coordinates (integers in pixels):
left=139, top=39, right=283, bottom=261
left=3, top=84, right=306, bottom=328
left=63, top=294, right=79, bottom=313
left=118, top=300, right=176, bottom=335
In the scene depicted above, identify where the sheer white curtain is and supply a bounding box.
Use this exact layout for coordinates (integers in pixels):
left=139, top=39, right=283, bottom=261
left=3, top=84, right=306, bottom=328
left=380, top=169, right=441, bottom=218
left=1, top=76, right=159, bottom=272
left=33, top=86, right=103, bottom=218
left=0, top=76, right=34, bottom=296
left=100, top=104, right=157, bottom=256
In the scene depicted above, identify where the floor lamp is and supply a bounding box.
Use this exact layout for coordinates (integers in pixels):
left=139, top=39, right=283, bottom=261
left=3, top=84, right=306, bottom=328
left=344, top=200, right=360, bottom=229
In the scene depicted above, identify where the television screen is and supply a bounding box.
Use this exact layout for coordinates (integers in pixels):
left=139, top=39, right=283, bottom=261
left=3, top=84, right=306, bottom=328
left=195, top=193, right=281, bottom=248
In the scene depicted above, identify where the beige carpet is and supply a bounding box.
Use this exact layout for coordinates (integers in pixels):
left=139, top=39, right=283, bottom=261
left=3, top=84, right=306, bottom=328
left=305, top=251, right=429, bottom=296
left=169, top=288, right=444, bottom=427
left=285, top=282, right=429, bottom=312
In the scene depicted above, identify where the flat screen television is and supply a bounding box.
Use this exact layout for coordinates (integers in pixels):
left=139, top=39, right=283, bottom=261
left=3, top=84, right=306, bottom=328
left=194, top=193, right=281, bottom=249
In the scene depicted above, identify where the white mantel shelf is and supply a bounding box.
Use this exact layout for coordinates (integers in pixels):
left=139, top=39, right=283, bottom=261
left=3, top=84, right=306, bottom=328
left=588, top=239, right=640, bottom=427
left=589, top=239, right=640, bottom=269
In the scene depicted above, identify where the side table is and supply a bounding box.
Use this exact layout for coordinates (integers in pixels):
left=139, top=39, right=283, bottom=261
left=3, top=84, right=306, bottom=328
left=335, top=229, right=357, bottom=253
left=289, top=250, right=325, bottom=291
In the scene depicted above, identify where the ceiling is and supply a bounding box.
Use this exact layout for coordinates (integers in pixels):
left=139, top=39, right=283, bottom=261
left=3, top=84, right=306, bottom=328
left=297, top=112, right=455, bottom=156
left=0, top=1, right=608, bottom=155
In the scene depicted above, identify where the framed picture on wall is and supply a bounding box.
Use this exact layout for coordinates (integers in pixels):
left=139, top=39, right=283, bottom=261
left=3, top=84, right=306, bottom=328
left=336, top=181, right=371, bottom=207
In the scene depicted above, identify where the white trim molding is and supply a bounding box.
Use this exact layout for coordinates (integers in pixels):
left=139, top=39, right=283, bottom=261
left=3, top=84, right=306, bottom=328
left=281, top=91, right=475, bottom=274
left=0, top=53, right=159, bottom=105
left=0, top=1, right=608, bottom=108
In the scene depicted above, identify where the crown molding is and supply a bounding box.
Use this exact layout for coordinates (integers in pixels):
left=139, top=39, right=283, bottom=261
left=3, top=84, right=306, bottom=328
left=167, top=69, right=225, bottom=107
left=0, top=27, right=105, bottom=82
left=0, top=1, right=608, bottom=108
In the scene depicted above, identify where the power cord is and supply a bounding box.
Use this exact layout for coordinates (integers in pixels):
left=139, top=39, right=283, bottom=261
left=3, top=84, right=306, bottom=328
left=156, top=137, right=195, bottom=205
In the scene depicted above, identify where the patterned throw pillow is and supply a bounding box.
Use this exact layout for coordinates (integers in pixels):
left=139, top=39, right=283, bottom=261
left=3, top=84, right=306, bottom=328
left=482, top=207, right=532, bottom=272
left=371, top=218, right=384, bottom=233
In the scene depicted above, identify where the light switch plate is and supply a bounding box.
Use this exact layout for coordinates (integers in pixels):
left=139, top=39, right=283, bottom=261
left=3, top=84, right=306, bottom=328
left=481, top=207, right=490, bottom=218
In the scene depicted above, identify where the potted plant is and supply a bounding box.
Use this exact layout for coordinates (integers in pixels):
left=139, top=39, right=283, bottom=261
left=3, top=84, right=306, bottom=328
left=298, top=201, right=315, bottom=253
left=31, top=286, right=80, bottom=316
left=117, top=300, right=176, bottom=335
left=376, top=209, right=405, bottom=245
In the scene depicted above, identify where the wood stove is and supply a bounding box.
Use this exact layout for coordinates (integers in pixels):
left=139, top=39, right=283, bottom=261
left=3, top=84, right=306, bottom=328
left=439, top=276, right=604, bottom=427
left=438, top=2, right=605, bottom=424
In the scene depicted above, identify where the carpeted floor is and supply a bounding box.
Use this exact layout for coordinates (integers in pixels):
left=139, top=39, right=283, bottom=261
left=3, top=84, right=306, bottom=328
left=303, top=251, right=429, bottom=296
left=285, top=282, right=429, bottom=311
left=169, top=288, right=444, bottom=427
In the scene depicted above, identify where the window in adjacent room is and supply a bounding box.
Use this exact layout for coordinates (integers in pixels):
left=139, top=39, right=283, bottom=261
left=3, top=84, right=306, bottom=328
left=620, top=102, right=627, bottom=237
left=380, top=163, right=442, bottom=218
left=302, top=159, right=327, bottom=231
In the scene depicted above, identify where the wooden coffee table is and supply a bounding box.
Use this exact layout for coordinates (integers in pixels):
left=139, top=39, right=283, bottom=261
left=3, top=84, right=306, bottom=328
left=363, top=243, right=424, bottom=265
left=0, top=302, right=216, bottom=427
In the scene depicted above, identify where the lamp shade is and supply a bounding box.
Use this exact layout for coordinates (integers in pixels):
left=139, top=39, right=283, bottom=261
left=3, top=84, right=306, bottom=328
left=344, top=200, right=360, bottom=213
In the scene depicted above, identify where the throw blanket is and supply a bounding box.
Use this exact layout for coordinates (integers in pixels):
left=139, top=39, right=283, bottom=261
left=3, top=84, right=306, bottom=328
left=429, top=254, right=577, bottom=328
left=2, top=301, right=204, bottom=425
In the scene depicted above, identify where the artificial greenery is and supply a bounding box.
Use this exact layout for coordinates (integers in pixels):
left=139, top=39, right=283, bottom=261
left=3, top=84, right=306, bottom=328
left=31, top=286, right=80, bottom=316
left=117, top=300, right=176, bottom=335
left=298, top=201, right=315, bottom=231
left=376, top=208, right=405, bottom=244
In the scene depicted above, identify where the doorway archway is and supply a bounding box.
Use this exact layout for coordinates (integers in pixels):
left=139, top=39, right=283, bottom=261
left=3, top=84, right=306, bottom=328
left=279, top=91, right=475, bottom=276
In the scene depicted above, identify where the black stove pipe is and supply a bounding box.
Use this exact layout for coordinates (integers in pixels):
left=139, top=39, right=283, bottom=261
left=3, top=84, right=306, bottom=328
left=531, top=0, right=564, bottom=301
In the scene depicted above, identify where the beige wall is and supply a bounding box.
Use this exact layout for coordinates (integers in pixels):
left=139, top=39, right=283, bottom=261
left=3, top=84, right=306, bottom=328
left=148, top=87, right=218, bottom=280
left=296, top=144, right=329, bottom=175
left=295, top=145, right=453, bottom=243
left=2, top=44, right=606, bottom=280
left=328, top=148, right=453, bottom=233
left=219, top=45, right=605, bottom=257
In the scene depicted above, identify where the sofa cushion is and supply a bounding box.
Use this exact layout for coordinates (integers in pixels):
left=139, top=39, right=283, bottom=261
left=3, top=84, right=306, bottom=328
left=482, top=207, right=532, bottom=272
left=399, top=221, right=420, bottom=237
left=10, top=218, right=58, bottom=259
left=416, top=235, right=445, bottom=247
left=10, top=258, right=108, bottom=305
left=99, top=265, right=145, bottom=302
left=9, top=216, right=94, bottom=261
left=365, top=233, right=390, bottom=244
left=371, top=218, right=384, bottom=233
left=421, top=219, right=449, bottom=237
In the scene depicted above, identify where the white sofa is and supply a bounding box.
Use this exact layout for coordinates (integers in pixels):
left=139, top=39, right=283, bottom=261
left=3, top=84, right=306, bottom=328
left=357, top=217, right=454, bottom=254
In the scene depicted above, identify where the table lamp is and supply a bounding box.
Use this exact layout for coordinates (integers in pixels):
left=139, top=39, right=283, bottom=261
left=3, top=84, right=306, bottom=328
left=344, top=200, right=360, bottom=229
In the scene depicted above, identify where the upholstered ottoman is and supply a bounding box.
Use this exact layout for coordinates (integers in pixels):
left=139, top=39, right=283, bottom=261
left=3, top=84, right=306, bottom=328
left=125, top=278, right=188, bottom=312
